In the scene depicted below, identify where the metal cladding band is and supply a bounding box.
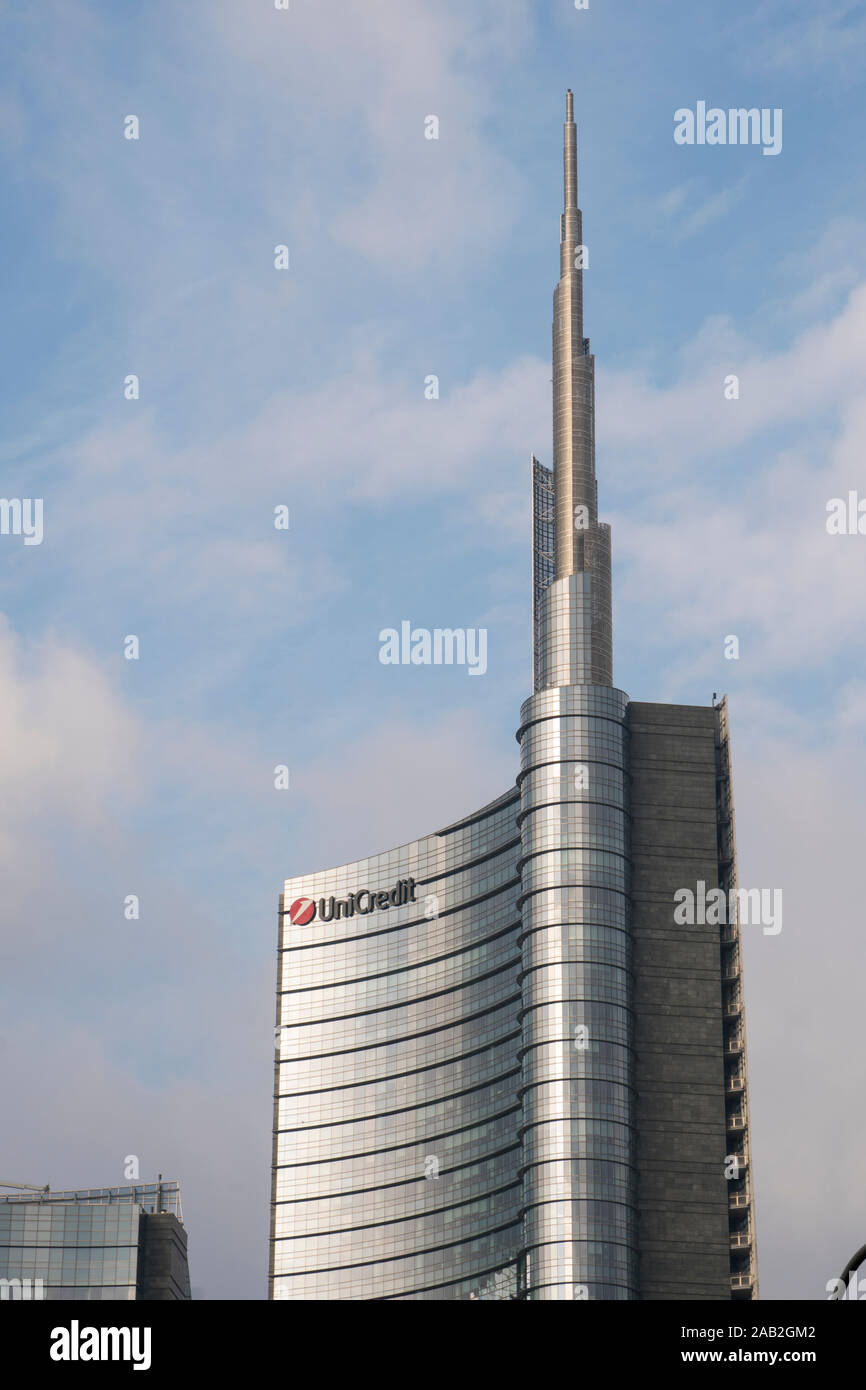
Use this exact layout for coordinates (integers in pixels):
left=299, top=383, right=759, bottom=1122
left=516, top=685, right=637, bottom=1299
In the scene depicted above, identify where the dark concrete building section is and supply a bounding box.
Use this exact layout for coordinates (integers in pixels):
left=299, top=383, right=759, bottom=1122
left=138, top=1212, right=191, bottom=1300
left=629, top=702, right=732, bottom=1299
left=714, top=697, right=759, bottom=1299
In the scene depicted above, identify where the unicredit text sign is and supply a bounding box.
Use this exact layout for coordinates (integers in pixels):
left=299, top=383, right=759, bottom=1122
left=287, top=877, right=417, bottom=927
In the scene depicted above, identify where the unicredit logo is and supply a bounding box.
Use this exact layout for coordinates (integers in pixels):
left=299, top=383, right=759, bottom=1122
left=287, top=897, right=316, bottom=926
left=287, top=878, right=416, bottom=926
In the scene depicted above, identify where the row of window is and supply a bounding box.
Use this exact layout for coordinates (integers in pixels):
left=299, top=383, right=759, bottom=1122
left=274, top=1191, right=524, bottom=1269
left=521, top=960, right=631, bottom=1006
left=274, top=1116, right=521, bottom=1195
left=279, top=1042, right=519, bottom=1126
left=520, top=886, right=630, bottom=930
left=522, top=929, right=631, bottom=974
left=277, top=1088, right=520, bottom=1162
left=278, top=1006, right=520, bottom=1092
left=521, top=848, right=630, bottom=895
left=273, top=1167, right=522, bottom=1236
left=521, top=808, right=629, bottom=859
left=520, top=760, right=626, bottom=800
left=0, top=1254, right=137, bottom=1279
left=521, top=1000, right=633, bottom=1048
left=521, top=1118, right=635, bottom=1165
left=270, top=1227, right=524, bottom=1300
left=278, top=969, right=521, bottom=1059
left=521, top=1057, right=633, bottom=1093
left=520, top=727, right=627, bottom=774
left=280, top=935, right=520, bottom=1026
left=519, top=686, right=629, bottom=729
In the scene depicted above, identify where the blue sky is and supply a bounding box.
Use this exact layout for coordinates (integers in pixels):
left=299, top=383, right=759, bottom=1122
left=1, top=0, right=866, bottom=1299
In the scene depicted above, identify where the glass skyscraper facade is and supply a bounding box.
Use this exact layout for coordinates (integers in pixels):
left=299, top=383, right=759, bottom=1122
left=0, top=1181, right=190, bottom=1301
left=271, top=92, right=758, bottom=1301
left=272, top=790, right=524, bottom=1299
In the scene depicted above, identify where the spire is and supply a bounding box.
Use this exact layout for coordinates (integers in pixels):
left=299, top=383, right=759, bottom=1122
left=561, top=90, right=578, bottom=287
left=538, top=90, right=612, bottom=686
left=552, top=89, right=593, bottom=578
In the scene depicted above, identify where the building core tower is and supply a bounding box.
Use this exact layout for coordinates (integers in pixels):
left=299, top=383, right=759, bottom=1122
left=519, top=91, right=635, bottom=1299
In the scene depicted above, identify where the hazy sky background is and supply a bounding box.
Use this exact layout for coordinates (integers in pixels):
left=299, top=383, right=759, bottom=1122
left=1, top=0, right=865, bottom=1298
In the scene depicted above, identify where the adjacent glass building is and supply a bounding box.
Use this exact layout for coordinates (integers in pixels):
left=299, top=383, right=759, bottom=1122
left=271, top=93, right=758, bottom=1301
left=0, top=1181, right=191, bottom=1301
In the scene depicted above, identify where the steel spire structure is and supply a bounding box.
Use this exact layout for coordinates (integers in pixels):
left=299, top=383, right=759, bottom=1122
left=534, top=90, right=612, bottom=688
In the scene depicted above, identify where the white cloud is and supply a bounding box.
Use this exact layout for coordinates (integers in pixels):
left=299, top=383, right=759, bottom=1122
left=657, top=177, right=750, bottom=240
left=608, top=292, right=866, bottom=677
left=601, top=282, right=866, bottom=468
left=11, top=0, right=533, bottom=281
left=745, top=0, right=866, bottom=75
left=731, top=699, right=866, bottom=1296
left=0, top=616, right=140, bottom=830
left=834, top=678, right=866, bottom=729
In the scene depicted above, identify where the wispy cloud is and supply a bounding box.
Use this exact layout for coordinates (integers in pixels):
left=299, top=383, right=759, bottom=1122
left=652, top=175, right=750, bottom=240
left=744, top=0, right=866, bottom=75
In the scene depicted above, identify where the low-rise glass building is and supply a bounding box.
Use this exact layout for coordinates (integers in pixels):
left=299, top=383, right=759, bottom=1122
left=0, top=1180, right=190, bottom=1301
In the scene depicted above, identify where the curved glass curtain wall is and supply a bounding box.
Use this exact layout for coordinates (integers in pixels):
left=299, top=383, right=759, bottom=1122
left=271, top=790, right=525, bottom=1300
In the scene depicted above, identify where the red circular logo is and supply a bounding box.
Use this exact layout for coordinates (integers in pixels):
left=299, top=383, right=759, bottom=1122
left=288, top=897, right=316, bottom=926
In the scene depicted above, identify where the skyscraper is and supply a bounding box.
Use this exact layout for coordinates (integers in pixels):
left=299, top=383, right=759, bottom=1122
left=0, top=1180, right=191, bottom=1300
left=270, top=93, right=758, bottom=1301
